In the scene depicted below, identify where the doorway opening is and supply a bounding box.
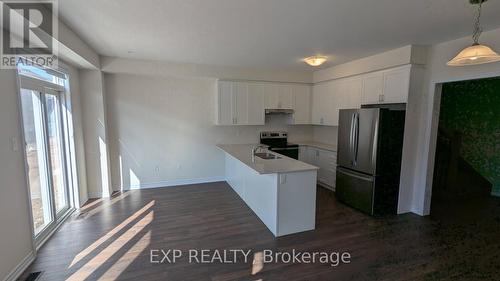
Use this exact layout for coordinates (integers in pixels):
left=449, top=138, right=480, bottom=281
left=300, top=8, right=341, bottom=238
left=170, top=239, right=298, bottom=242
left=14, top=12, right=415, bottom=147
left=17, top=62, right=76, bottom=245
left=431, top=77, right=500, bottom=218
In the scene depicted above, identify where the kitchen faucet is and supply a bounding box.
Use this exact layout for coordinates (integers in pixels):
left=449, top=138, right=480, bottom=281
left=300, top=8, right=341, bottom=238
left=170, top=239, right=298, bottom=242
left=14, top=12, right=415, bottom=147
left=251, top=145, right=267, bottom=162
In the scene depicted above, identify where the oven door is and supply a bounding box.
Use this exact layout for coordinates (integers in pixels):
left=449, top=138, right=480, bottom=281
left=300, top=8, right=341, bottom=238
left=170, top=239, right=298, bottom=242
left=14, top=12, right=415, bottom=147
left=269, top=147, right=299, bottom=159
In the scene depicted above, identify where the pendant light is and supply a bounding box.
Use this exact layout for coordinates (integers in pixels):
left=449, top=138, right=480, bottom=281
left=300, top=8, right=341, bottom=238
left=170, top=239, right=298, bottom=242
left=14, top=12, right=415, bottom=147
left=447, top=0, right=500, bottom=66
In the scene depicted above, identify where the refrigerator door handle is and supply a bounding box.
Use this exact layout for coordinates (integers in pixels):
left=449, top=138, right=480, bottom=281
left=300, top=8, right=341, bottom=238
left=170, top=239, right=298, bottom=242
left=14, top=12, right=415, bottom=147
left=349, top=113, right=355, bottom=164
left=371, top=116, right=379, bottom=172
left=353, top=113, right=360, bottom=166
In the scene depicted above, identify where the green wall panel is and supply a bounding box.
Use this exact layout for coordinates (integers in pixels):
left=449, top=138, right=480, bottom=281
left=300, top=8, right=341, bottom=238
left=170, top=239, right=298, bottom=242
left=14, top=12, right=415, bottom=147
left=440, top=77, right=500, bottom=195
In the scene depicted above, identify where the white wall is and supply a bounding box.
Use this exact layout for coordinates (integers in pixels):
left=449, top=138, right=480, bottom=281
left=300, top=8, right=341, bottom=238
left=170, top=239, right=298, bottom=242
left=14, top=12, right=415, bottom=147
left=64, top=65, right=89, bottom=206
left=104, top=72, right=314, bottom=191
left=313, top=45, right=427, bottom=83
left=0, top=69, right=34, bottom=281
left=79, top=70, right=112, bottom=198
left=101, top=56, right=312, bottom=83
left=411, top=27, right=500, bottom=215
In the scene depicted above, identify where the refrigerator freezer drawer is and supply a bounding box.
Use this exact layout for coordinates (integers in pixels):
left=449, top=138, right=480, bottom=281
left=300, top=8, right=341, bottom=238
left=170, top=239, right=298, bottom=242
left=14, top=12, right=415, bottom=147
left=336, top=167, right=375, bottom=215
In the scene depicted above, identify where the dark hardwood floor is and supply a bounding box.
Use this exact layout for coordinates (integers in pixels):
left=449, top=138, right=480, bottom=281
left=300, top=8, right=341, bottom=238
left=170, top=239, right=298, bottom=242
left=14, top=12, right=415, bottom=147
left=22, top=182, right=500, bottom=281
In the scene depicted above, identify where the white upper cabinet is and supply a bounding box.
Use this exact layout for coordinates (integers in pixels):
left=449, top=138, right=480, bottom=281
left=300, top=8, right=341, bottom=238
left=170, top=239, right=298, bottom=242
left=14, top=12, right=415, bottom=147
left=232, top=82, right=249, bottom=125
left=361, top=65, right=411, bottom=105
left=264, top=83, right=293, bottom=109
left=312, top=82, right=333, bottom=126
left=216, top=80, right=264, bottom=125
left=278, top=84, right=293, bottom=109
left=216, top=80, right=307, bottom=126
left=246, top=83, right=265, bottom=125
left=312, top=78, right=361, bottom=126
left=361, top=72, right=384, bottom=104
left=263, top=83, right=280, bottom=109
left=216, top=81, right=234, bottom=125
left=337, top=77, right=362, bottom=109
left=383, top=67, right=410, bottom=104
left=218, top=65, right=412, bottom=126
left=291, top=84, right=311, bottom=124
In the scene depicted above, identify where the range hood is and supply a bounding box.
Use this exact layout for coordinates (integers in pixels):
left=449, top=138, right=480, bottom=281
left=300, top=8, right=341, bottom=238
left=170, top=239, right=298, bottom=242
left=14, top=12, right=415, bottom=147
left=265, top=109, right=294, bottom=115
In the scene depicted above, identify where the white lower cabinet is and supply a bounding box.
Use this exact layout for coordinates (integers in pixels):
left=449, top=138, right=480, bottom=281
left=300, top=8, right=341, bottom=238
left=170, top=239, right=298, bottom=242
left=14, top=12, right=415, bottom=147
left=299, top=146, right=336, bottom=191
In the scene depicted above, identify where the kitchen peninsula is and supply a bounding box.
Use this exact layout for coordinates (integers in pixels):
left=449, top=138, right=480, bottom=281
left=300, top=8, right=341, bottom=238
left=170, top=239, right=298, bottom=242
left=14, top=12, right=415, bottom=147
left=217, top=144, right=318, bottom=237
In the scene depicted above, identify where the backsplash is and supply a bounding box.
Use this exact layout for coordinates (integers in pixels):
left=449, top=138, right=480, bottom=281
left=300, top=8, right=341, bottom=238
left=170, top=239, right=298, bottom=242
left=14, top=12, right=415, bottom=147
left=313, top=125, right=338, bottom=145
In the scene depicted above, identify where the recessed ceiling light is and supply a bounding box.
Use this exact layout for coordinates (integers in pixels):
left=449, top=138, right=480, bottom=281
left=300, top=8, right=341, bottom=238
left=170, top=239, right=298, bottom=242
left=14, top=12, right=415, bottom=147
left=304, top=55, right=328, bottom=67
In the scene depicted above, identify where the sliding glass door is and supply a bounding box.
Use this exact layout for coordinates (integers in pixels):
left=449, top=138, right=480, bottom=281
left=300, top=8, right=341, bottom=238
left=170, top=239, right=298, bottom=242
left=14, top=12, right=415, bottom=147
left=20, top=88, right=53, bottom=234
left=45, top=93, right=69, bottom=213
left=20, top=83, right=70, bottom=238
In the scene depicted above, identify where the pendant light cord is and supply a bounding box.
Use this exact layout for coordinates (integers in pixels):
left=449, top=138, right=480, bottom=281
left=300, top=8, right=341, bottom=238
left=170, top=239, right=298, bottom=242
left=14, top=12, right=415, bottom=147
left=472, top=2, right=483, bottom=45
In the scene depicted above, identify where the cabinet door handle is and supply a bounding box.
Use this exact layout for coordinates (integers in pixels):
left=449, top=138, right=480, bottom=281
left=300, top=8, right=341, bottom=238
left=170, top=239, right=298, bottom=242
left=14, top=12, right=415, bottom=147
left=379, top=94, right=384, bottom=102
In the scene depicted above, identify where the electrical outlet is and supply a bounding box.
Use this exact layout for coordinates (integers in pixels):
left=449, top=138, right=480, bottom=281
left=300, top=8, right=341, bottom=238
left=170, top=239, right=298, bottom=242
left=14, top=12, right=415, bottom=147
left=280, top=174, right=287, bottom=184
left=154, top=165, right=160, bottom=176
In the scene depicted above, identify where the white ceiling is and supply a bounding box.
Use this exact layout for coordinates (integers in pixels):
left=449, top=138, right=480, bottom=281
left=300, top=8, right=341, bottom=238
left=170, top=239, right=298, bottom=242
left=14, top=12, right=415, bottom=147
left=58, top=0, right=500, bottom=71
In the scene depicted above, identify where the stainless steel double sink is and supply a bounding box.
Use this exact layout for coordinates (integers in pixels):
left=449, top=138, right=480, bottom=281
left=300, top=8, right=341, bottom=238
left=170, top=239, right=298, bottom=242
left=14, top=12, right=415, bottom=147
left=254, top=152, right=281, bottom=160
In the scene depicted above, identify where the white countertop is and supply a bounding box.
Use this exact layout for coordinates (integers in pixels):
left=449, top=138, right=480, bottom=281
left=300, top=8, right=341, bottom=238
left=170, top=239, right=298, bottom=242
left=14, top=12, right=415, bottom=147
left=217, top=144, right=319, bottom=175
left=296, top=141, right=337, bottom=152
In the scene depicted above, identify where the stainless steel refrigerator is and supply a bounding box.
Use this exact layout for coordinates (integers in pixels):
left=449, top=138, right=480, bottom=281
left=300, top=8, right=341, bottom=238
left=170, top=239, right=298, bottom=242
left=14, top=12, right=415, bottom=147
left=336, top=108, right=406, bottom=215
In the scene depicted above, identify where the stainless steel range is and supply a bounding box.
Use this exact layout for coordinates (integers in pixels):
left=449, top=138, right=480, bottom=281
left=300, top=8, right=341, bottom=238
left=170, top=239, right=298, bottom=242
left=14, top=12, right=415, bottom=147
left=260, top=131, right=299, bottom=159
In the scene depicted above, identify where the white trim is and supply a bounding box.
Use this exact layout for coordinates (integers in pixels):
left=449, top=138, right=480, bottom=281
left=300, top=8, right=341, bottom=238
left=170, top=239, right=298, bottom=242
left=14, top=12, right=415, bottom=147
left=3, top=251, right=36, bottom=281
left=14, top=63, right=38, bottom=265
left=126, top=176, right=226, bottom=191
left=422, top=72, right=500, bottom=216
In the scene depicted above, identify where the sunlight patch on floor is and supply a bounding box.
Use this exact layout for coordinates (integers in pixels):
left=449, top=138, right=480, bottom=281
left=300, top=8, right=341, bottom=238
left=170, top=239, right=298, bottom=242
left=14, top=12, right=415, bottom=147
left=79, top=192, right=132, bottom=220
left=69, top=200, right=155, bottom=268
left=97, top=230, right=152, bottom=281
left=66, top=210, right=154, bottom=281
left=251, top=251, right=264, bottom=275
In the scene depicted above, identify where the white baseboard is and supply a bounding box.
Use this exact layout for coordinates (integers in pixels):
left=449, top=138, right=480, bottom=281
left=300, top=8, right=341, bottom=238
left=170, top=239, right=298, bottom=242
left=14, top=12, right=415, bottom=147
left=87, top=177, right=227, bottom=198
left=3, top=251, right=35, bottom=281
left=127, top=176, right=226, bottom=190
left=87, top=191, right=102, bottom=199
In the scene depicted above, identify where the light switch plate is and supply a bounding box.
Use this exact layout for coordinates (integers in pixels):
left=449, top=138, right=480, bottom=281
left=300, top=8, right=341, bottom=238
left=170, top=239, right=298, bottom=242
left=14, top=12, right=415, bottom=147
left=11, top=137, right=19, bottom=152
